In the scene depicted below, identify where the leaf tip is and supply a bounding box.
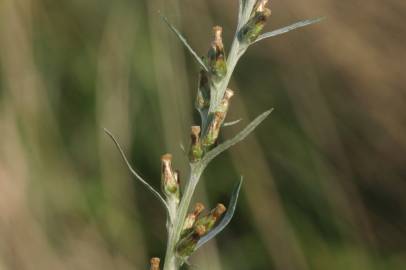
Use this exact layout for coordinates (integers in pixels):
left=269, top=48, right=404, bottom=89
left=308, top=16, right=325, bottom=26
left=103, top=128, right=115, bottom=140
left=263, top=107, right=274, bottom=118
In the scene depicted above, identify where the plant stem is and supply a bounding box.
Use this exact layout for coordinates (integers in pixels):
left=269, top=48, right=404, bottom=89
left=163, top=4, right=258, bottom=269
left=163, top=164, right=203, bottom=270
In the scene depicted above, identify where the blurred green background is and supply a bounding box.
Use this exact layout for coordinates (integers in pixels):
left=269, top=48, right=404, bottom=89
left=1, top=0, right=405, bottom=269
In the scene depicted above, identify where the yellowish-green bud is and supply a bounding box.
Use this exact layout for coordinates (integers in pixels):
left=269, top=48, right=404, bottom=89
left=195, top=203, right=226, bottom=232
left=161, top=154, right=180, bottom=203
left=176, top=225, right=206, bottom=259
left=181, top=202, right=205, bottom=237
left=239, top=1, right=271, bottom=43
left=202, top=111, right=225, bottom=148
left=208, top=26, right=227, bottom=79
left=202, top=89, right=234, bottom=148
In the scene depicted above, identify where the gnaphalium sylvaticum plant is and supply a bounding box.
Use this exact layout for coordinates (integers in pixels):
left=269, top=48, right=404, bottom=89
left=104, top=1, right=322, bottom=269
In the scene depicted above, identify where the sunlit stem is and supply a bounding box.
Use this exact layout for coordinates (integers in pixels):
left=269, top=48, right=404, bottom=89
left=163, top=163, right=204, bottom=270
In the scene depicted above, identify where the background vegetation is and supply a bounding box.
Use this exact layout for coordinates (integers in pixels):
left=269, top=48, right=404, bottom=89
left=0, top=0, right=405, bottom=269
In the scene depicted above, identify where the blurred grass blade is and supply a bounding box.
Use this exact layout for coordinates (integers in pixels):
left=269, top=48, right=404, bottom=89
left=196, top=177, right=243, bottom=249
left=223, top=118, right=242, bottom=127
left=104, top=128, right=172, bottom=218
left=201, top=108, right=273, bottom=168
left=162, top=16, right=209, bottom=72
left=254, top=17, right=324, bottom=43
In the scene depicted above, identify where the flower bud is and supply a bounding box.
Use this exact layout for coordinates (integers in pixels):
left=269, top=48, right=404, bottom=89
left=176, top=225, right=206, bottom=259
left=181, top=202, right=205, bottom=236
left=208, top=26, right=227, bottom=79
left=217, top=88, right=234, bottom=113
left=195, top=203, right=226, bottom=232
left=161, top=154, right=180, bottom=202
left=202, top=111, right=225, bottom=148
left=150, top=257, right=160, bottom=270
left=202, top=90, right=234, bottom=148
left=238, top=0, right=271, bottom=43
left=189, top=126, right=203, bottom=162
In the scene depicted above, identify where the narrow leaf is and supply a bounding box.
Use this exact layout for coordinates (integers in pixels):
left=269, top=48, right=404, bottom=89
left=196, top=177, right=243, bottom=249
left=223, top=118, right=242, bottom=127
left=238, top=0, right=245, bottom=23
left=254, top=17, right=324, bottom=43
left=201, top=108, right=273, bottom=169
left=162, top=16, right=209, bottom=72
left=104, top=128, right=172, bottom=218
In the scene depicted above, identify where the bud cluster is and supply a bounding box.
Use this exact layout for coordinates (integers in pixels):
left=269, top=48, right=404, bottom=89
left=176, top=203, right=227, bottom=259
left=190, top=0, right=272, bottom=164
left=160, top=153, right=227, bottom=260
left=160, top=153, right=227, bottom=261
left=239, top=0, right=271, bottom=43
left=190, top=23, right=237, bottom=163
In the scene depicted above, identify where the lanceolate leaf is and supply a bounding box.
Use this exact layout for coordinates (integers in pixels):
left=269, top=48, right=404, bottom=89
left=162, top=16, right=209, bottom=72
left=104, top=129, right=172, bottom=219
left=200, top=108, right=273, bottom=170
left=196, top=177, right=243, bottom=249
left=254, top=17, right=324, bottom=43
